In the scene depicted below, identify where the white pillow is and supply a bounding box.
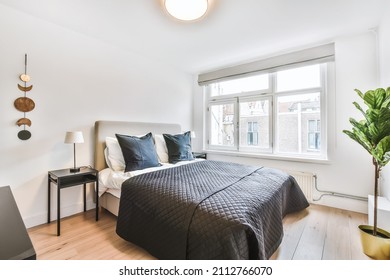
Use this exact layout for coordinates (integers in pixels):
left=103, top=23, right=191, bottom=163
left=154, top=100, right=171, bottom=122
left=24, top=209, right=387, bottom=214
left=103, top=147, right=113, bottom=170
left=154, top=134, right=169, bottom=163
left=105, top=137, right=125, bottom=171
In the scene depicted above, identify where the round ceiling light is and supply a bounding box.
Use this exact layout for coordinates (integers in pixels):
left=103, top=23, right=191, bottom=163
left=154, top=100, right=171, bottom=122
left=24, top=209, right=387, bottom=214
left=164, top=0, right=208, bottom=21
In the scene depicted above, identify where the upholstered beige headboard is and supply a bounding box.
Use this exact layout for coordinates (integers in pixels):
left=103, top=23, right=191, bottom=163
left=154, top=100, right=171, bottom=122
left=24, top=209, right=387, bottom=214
left=94, top=120, right=181, bottom=171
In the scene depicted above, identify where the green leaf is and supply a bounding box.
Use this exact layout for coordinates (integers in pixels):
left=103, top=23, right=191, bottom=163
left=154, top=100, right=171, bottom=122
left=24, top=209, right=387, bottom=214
left=376, top=107, right=390, bottom=140
left=353, top=127, right=374, bottom=147
left=382, top=87, right=390, bottom=108
left=352, top=102, right=368, bottom=120
left=343, top=129, right=373, bottom=154
left=363, top=90, right=376, bottom=109
left=368, top=108, right=379, bottom=121
left=383, top=152, right=390, bottom=167
left=354, top=88, right=364, bottom=100
left=363, top=88, right=386, bottom=110
left=368, top=123, right=379, bottom=143
left=376, top=136, right=390, bottom=159
left=349, top=118, right=367, bottom=133
left=375, top=88, right=386, bottom=108
left=382, top=93, right=390, bottom=108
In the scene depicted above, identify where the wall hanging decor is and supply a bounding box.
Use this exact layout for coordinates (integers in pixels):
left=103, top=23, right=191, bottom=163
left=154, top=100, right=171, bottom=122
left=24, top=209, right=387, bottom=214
left=15, top=54, right=34, bottom=140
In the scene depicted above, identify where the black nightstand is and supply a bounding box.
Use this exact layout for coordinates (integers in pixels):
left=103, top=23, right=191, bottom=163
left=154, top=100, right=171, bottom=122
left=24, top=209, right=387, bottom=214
left=48, top=167, right=99, bottom=236
left=192, top=152, right=207, bottom=159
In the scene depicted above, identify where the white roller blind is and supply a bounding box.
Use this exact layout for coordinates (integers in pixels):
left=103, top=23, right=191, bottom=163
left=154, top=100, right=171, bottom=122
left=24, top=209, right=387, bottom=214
left=198, top=43, right=335, bottom=85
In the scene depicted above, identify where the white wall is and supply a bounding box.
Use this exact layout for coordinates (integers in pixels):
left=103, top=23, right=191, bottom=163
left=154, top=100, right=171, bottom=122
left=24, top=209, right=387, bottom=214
left=378, top=2, right=390, bottom=200
left=193, top=31, right=379, bottom=213
left=0, top=4, right=193, bottom=228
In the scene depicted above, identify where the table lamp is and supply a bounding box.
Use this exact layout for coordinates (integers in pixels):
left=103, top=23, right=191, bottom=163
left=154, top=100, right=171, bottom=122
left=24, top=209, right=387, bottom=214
left=64, top=131, right=84, bottom=172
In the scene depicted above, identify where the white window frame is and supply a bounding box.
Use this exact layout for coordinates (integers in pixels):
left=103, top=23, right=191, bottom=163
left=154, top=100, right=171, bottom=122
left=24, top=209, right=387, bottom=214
left=207, top=98, right=238, bottom=151
left=307, top=119, right=321, bottom=151
left=247, top=121, right=258, bottom=146
left=238, top=95, right=273, bottom=154
left=205, top=61, right=329, bottom=160
left=273, top=63, right=327, bottom=158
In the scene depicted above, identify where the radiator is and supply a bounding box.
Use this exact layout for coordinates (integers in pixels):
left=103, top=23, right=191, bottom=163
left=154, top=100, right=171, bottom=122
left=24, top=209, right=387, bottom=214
left=283, top=170, right=314, bottom=202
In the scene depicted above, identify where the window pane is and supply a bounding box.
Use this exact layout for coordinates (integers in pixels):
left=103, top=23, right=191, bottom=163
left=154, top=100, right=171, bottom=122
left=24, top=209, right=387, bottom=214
left=248, top=121, right=253, bottom=132
left=308, top=120, right=316, bottom=132
left=210, top=103, right=235, bottom=146
left=210, top=73, right=269, bottom=96
left=308, top=119, right=320, bottom=150
left=308, top=132, right=320, bottom=150
left=276, top=64, right=321, bottom=92
left=239, top=100, right=270, bottom=149
left=277, top=93, right=320, bottom=154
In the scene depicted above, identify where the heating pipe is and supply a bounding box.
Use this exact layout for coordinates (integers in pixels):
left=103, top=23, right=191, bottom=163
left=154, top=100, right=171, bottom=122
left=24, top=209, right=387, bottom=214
left=312, top=174, right=368, bottom=202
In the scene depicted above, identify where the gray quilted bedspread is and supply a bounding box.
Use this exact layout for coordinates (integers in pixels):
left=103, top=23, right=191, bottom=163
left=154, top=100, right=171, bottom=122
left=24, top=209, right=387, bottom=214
left=116, top=160, right=309, bottom=259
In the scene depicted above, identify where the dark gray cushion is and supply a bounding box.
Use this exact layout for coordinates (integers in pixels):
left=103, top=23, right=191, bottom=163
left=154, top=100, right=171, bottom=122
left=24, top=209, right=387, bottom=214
left=163, top=131, right=194, bottom=164
left=115, top=133, right=160, bottom=172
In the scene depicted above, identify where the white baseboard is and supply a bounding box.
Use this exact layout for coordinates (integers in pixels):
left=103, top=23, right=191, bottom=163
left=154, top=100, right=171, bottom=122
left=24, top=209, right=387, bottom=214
left=368, top=195, right=390, bottom=231
left=311, top=195, right=368, bottom=214
left=23, top=199, right=96, bottom=229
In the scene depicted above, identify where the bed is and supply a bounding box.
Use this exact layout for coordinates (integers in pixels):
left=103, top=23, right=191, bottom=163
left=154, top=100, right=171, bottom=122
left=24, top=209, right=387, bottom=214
left=94, top=120, right=182, bottom=216
left=94, top=120, right=309, bottom=260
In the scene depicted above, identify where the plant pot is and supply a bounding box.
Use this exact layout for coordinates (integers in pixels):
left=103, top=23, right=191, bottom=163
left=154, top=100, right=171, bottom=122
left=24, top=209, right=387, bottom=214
left=359, top=225, right=390, bottom=260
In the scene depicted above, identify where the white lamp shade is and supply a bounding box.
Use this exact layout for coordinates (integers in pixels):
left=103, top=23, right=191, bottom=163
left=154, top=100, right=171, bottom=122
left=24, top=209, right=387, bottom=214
left=64, top=131, right=84, bottom=144
left=164, top=0, right=208, bottom=21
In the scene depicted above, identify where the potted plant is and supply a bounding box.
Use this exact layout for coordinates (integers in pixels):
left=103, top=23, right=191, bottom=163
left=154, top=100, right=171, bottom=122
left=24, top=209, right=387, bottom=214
left=343, top=87, right=390, bottom=259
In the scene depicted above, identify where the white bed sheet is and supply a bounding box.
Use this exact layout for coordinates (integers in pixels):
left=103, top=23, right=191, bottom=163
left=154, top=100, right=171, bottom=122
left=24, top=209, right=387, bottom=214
left=98, top=159, right=204, bottom=198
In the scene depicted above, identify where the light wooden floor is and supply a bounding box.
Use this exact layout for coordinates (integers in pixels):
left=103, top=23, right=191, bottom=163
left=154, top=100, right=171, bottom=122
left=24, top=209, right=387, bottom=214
left=28, top=204, right=370, bottom=260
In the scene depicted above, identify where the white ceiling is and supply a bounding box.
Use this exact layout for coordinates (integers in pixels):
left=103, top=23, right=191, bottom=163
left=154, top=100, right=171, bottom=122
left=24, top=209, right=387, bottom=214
left=0, top=0, right=387, bottom=73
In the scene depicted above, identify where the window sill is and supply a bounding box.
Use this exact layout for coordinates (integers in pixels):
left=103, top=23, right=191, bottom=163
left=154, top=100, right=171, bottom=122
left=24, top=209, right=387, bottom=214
left=205, top=149, right=331, bottom=164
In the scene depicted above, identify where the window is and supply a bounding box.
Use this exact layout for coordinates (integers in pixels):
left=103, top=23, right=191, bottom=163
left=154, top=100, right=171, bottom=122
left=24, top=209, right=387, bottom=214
left=210, top=73, right=269, bottom=97
left=239, top=97, right=271, bottom=152
left=209, top=101, right=236, bottom=148
left=276, top=64, right=321, bottom=92
left=276, top=92, right=321, bottom=156
left=205, top=62, right=329, bottom=160
left=308, top=120, right=321, bottom=151
left=247, top=121, right=258, bottom=146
